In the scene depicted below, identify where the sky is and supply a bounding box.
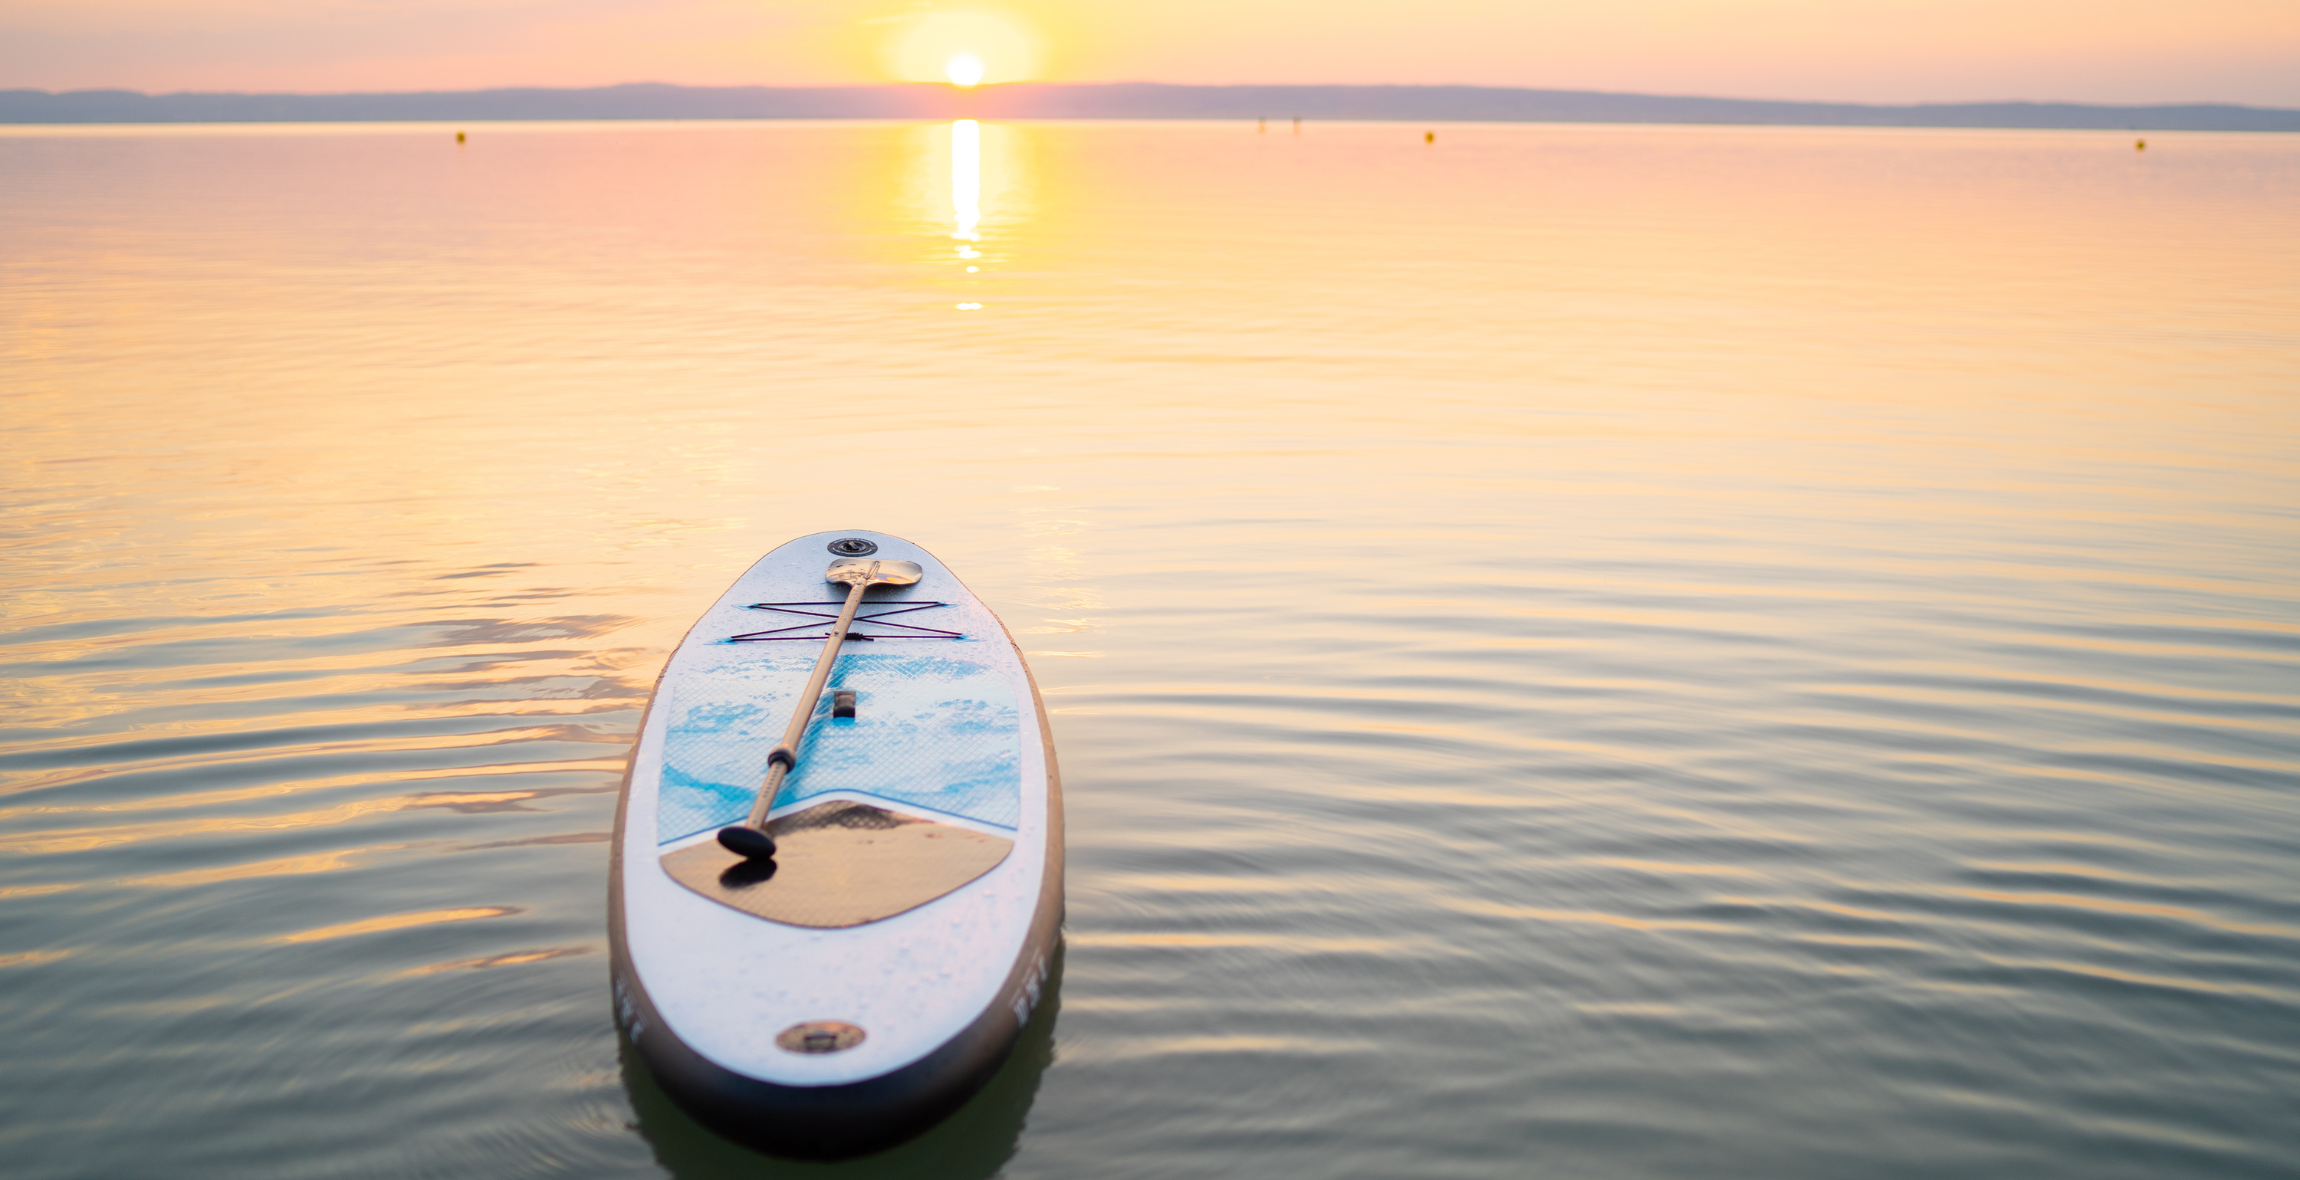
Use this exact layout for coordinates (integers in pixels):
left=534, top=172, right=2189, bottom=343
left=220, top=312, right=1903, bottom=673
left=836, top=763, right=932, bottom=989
left=4, top=0, right=2298, bottom=106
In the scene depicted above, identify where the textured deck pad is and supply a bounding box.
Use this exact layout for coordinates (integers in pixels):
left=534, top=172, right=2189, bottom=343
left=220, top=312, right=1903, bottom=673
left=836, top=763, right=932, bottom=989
left=656, top=648, right=1022, bottom=843
left=660, top=802, right=1013, bottom=928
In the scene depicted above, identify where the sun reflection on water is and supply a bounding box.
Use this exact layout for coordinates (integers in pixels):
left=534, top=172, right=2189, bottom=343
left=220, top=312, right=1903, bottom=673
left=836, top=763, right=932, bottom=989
left=951, top=118, right=981, bottom=248
left=951, top=118, right=984, bottom=308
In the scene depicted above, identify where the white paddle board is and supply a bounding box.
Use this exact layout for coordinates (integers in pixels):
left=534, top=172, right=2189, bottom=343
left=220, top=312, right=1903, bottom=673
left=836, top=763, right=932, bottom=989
left=609, top=531, right=1063, bottom=1158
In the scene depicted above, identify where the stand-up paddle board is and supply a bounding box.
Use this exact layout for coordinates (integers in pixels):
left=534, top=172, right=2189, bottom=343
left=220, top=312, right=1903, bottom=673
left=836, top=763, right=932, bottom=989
left=609, top=531, right=1062, bottom=1159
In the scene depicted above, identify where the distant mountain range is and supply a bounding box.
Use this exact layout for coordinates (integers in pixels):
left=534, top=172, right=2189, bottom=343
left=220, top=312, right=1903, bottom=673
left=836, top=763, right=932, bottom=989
left=6, top=83, right=2296, bottom=131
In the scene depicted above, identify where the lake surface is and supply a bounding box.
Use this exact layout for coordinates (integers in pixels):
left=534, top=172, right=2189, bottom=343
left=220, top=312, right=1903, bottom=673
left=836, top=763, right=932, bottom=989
left=3, top=118, right=2298, bottom=1179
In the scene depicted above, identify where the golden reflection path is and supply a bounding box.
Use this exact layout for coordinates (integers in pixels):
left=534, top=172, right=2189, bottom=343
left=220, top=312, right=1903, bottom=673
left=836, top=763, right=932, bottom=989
left=952, top=118, right=985, bottom=309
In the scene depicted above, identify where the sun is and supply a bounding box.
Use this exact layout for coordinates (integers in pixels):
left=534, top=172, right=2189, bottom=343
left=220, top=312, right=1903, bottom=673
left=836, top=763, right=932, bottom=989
left=886, top=11, right=1040, bottom=85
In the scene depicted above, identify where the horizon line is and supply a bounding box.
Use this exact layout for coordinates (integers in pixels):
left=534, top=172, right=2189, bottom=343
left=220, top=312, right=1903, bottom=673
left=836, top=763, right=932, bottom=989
left=5, top=83, right=2295, bottom=132
left=9, top=81, right=2298, bottom=113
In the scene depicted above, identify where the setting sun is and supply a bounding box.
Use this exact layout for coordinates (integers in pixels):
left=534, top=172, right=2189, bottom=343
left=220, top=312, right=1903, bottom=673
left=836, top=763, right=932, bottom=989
left=886, top=10, right=1040, bottom=85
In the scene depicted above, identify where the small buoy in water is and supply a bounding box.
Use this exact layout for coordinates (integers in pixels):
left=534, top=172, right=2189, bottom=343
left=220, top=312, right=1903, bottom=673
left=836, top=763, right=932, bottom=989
left=1258, top=118, right=1265, bottom=132
left=1293, top=117, right=1300, bottom=132
left=2136, top=138, right=2145, bottom=150
left=456, top=131, right=466, bottom=144
left=1425, top=130, right=1435, bottom=143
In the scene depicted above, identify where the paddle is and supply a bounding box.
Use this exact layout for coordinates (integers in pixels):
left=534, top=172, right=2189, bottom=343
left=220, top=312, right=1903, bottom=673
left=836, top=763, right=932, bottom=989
left=717, top=557, right=924, bottom=860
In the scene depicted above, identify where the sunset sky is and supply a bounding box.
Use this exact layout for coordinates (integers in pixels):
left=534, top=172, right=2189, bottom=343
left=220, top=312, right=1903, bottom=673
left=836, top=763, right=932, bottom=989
left=4, top=0, right=2297, bottom=106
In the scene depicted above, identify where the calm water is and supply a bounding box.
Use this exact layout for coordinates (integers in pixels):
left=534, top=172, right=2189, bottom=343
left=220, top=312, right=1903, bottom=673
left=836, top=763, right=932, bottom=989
left=3, top=119, right=2298, bottom=1178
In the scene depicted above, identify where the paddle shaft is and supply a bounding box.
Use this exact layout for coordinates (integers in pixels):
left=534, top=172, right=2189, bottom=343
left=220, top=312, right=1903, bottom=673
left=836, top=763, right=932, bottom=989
left=742, top=574, right=874, bottom=830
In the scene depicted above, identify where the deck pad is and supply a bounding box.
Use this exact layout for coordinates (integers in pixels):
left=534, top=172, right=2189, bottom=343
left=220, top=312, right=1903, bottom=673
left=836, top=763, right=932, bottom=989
left=660, top=801, right=1014, bottom=928
left=656, top=647, right=1022, bottom=844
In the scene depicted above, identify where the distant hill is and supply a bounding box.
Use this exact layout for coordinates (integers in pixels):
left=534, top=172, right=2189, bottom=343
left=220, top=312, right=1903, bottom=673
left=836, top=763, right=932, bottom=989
left=5, top=82, right=2296, bottom=131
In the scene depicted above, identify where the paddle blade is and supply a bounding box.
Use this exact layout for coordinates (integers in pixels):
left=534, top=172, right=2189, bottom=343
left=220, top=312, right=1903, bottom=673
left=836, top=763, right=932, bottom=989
left=825, top=558, right=923, bottom=587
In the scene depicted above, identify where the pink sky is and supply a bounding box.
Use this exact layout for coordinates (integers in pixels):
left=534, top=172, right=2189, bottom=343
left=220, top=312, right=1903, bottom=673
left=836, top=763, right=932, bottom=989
left=4, top=0, right=2297, bottom=106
